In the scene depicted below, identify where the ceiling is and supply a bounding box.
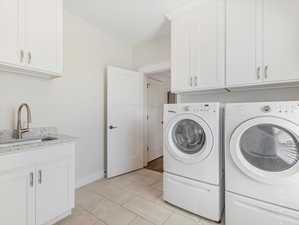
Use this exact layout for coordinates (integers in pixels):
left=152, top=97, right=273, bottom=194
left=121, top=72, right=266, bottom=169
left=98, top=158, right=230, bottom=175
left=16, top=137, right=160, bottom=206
left=64, top=0, right=193, bottom=45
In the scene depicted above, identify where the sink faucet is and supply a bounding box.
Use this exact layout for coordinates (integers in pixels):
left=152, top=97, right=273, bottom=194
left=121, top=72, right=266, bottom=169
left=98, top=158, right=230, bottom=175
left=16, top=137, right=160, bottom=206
left=16, top=103, right=32, bottom=139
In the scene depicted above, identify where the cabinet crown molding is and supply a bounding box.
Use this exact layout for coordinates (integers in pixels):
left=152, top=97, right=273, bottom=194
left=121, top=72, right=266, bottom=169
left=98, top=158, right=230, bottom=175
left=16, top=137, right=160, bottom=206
left=165, top=0, right=208, bottom=20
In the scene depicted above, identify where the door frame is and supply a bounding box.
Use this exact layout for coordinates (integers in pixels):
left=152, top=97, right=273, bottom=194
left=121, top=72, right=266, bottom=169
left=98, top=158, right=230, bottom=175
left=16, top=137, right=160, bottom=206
left=146, top=77, right=168, bottom=163
left=139, top=61, right=180, bottom=166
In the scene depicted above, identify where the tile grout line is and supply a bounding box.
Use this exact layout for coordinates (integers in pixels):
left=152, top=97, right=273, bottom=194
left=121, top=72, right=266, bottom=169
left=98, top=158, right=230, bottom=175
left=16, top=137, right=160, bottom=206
left=77, top=205, right=109, bottom=225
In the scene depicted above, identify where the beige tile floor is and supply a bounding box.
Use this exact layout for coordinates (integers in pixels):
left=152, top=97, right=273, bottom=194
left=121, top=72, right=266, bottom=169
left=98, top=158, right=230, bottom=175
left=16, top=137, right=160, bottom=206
left=56, top=169, right=223, bottom=225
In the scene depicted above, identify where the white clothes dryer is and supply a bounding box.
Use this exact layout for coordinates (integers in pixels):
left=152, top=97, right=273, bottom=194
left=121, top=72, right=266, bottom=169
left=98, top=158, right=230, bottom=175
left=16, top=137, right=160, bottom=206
left=225, top=101, right=299, bottom=225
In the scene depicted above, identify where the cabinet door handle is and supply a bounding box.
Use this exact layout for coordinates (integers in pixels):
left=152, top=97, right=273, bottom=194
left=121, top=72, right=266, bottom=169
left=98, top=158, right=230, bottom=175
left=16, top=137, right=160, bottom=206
left=190, top=77, right=193, bottom=87
left=28, top=52, right=32, bottom=64
left=30, top=172, right=34, bottom=187
left=256, top=66, right=261, bottom=80
left=194, top=76, right=198, bottom=86
left=38, top=170, right=42, bottom=184
left=264, top=65, right=269, bottom=79
left=20, top=50, right=24, bottom=63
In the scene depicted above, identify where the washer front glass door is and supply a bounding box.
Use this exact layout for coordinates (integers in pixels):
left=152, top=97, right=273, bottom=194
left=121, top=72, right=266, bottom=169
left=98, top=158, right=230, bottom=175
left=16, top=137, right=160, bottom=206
left=166, top=113, right=214, bottom=164
left=172, top=119, right=206, bottom=154
left=240, top=124, right=299, bottom=172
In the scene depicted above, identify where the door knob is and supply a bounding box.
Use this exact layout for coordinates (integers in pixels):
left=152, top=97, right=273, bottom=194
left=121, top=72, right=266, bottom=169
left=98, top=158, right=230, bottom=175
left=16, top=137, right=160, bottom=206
left=109, top=125, right=118, bottom=130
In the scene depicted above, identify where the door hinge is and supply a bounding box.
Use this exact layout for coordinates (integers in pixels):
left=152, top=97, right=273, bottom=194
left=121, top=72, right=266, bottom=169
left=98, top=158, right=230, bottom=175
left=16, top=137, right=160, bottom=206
left=147, top=115, right=149, bottom=120
left=147, top=83, right=150, bottom=88
left=147, top=146, right=149, bottom=152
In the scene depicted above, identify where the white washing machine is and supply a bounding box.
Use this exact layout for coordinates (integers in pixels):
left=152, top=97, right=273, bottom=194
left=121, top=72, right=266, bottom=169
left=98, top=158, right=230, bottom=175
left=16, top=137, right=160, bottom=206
left=225, top=101, right=299, bottom=225
left=163, top=103, right=224, bottom=222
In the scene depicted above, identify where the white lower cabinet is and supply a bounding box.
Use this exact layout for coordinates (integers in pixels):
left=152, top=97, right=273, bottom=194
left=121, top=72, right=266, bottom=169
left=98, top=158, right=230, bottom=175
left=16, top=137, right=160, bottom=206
left=0, top=166, right=35, bottom=225
left=36, top=159, right=73, bottom=225
left=0, top=143, right=75, bottom=225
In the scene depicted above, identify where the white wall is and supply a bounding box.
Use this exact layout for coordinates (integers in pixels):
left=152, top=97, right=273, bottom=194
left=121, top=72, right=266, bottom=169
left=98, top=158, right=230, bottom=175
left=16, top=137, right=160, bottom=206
left=133, top=36, right=170, bottom=69
left=148, top=71, right=171, bottom=84
left=0, top=10, right=133, bottom=187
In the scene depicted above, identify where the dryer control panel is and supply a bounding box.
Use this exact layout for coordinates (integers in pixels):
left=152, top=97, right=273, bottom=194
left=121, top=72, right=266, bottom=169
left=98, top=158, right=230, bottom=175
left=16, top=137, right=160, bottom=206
left=261, top=103, right=299, bottom=114
left=182, top=104, right=217, bottom=113
left=232, top=102, right=299, bottom=117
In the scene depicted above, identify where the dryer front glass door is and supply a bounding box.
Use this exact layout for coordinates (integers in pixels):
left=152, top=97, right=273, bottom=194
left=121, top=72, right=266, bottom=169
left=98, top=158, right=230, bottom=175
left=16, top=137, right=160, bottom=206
left=230, top=117, right=299, bottom=184
left=240, top=124, right=299, bottom=172
left=172, top=119, right=206, bottom=154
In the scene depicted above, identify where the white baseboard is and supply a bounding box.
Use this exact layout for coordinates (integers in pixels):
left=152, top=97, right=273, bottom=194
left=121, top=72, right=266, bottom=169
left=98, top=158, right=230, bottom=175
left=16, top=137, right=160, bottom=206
left=76, top=170, right=105, bottom=189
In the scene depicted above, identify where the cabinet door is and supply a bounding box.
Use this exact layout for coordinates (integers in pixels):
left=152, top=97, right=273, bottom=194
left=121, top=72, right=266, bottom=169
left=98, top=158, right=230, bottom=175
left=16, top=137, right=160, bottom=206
left=24, top=0, right=63, bottom=74
left=263, top=0, right=299, bottom=83
left=226, top=0, right=263, bottom=86
left=190, top=0, right=225, bottom=90
left=0, top=0, right=21, bottom=65
left=171, top=15, right=192, bottom=93
left=36, top=158, right=73, bottom=225
left=0, top=167, right=35, bottom=225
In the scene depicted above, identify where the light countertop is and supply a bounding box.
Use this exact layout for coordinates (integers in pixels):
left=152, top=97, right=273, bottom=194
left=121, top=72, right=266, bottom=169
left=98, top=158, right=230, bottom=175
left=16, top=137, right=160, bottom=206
left=0, top=133, right=78, bottom=156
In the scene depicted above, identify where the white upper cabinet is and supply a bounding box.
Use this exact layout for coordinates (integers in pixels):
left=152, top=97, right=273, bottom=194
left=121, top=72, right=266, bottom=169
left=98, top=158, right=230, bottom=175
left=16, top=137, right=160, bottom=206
left=227, top=0, right=299, bottom=88
left=0, top=0, right=21, bottom=65
left=0, top=0, right=63, bottom=78
left=24, top=0, right=63, bottom=75
left=171, top=14, right=192, bottom=92
left=263, top=0, right=299, bottom=83
left=226, top=0, right=262, bottom=86
left=169, top=0, right=225, bottom=93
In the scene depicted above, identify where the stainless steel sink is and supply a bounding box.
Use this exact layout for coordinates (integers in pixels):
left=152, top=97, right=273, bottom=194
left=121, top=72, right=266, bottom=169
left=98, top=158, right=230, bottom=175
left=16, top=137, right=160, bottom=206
left=41, top=137, right=58, bottom=142
left=0, top=136, right=58, bottom=148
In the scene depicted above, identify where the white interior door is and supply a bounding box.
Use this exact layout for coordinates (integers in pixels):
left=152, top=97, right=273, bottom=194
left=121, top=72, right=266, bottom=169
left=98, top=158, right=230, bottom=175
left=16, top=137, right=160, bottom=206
left=107, top=66, right=143, bottom=178
left=147, top=79, right=168, bottom=162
